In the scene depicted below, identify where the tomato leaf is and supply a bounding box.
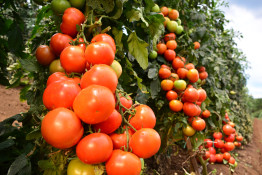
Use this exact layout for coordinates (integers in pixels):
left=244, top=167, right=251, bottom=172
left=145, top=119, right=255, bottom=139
left=7, top=154, right=29, bottom=175
left=190, top=132, right=205, bottom=150
left=110, top=0, right=127, bottom=19
left=144, top=0, right=155, bottom=13
left=127, top=32, right=149, bottom=70
left=19, top=58, right=39, bottom=72
left=150, top=79, right=160, bottom=99
left=112, top=27, right=123, bottom=51
left=86, top=0, right=115, bottom=14
left=26, top=128, right=42, bottom=140
left=0, top=139, right=15, bottom=151
left=38, top=160, right=56, bottom=170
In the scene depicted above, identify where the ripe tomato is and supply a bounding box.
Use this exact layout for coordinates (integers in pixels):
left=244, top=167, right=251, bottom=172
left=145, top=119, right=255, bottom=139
left=73, top=85, right=115, bottom=124
left=106, top=150, right=141, bottom=175
left=50, top=33, right=72, bottom=56
left=236, top=135, right=243, bottom=142
left=228, top=157, right=235, bottom=164
left=201, top=110, right=210, bottom=118
left=209, top=154, right=216, bottom=163
left=46, top=72, right=67, bottom=86
left=214, top=139, right=224, bottom=148
left=161, top=79, right=174, bottom=91
left=85, top=41, right=115, bottom=65
left=223, top=124, right=233, bottom=135
left=183, top=102, right=199, bottom=117
left=182, top=125, right=196, bottom=136
left=51, top=0, right=71, bottom=14
left=185, top=63, right=195, bottom=70
left=93, top=110, right=122, bottom=134
left=224, top=142, right=235, bottom=152
left=164, top=49, right=176, bottom=62
left=60, top=46, right=86, bottom=73
left=166, top=40, right=177, bottom=50
left=213, top=132, right=222, bottom=139
left=156, top=43, right=167, bottom=55
left=71, top=76, right=81, bottom=85
left=177, top=68, right=188, bottom=79
left=208, top=147, right=216, bottom=155
left=43, top=79, right=81, bottom=110
left=183, top=88, right=199, bottom=103
left=215, top=154, right=223, bottom=163
left=194, top=41, right=200, bottom=50
left=160, top=6, right=169, bottom=16
left=110, top=130, right=133, bottom=150
left=41, top=108, right=83, bottom=149
left=169, top=73, right=179, bottom=81
left=223, top=152, right=231, bottom=161
left=197, top=88, right=207, bottom=102
left=80, top=64, right=118, bottom=93
left=164, top=33, right=176, bottom=42
left=192, top=117, right=206, bottom=131
left=203, top=151, right=210, bottom=160
left=129, top=128, right=161, bottom=158
left=129, top=105, right=156, bottom=130
left=224, top=134, right=235, bottom=142
left=199, top=71, right=208, bottom=80
left=168, top=9, right=179, bottom=20
left=35, top=45, right=55, bottom=65
left=204, top=139, right=213, bottom=148
left=76, top=133, right=113, bottom=164
left=172, top=58, right=184, bottom=70
left=49, top=59, right=65, bottom=73
left=115, top=93, right=133, bottom=112
left=169, top=100, right=183, bottom=112
left=91, top=33, right=116, bottom=53
left=234, top=141, right=239, bottom=147
left=174, top=79, right=186, bottom=91
left=166, top=90, right=178, bottom=101
left=110, top=60, right=122, bottom=78
left=60, top=8, right=85, bottom=37
left=65, top=38, right=86, bottom=52
left=197, top=66, right=206, bottom=72
left=228, top=121, right=235, bottom=128
left=67, top=158, right=95, bottom=175
left=187, top=69, right=199, bottom=83
left=160, top=64, right=171, bottom=69
left=158, top=67, right=171, bottom=79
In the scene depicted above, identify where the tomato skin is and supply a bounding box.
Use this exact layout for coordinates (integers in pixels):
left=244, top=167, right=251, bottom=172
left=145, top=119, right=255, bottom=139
left=174, top=79, right=187, bottom=91
left=156, top=43, right=167, bottom=55
left=228, top=157, right=235, bottom=164
left=172, top=58, right=184, bottom=70
left=236, top=135, right=243, bottom=142
left=129, top=128, right=161, bottom=158
left=194, top=41, right=200, bottom=50
left=183, top=102, right=199, bottom=117
left=50, top=33, right=72, bottom=56
left=73, top=85, right=115, bottom=124
left=49, top=59, right=65, bottom=73
left=164, top=49, right=176, bottom=62
left=223, top=152, right=231, bottom=161
left=76, top=133, right=113, bottom=164
left=168, top=9, right=179, bottom=20
left=170, top=73, right=179, bottom=82
left=93, top=110, right=122, bottom=134
left=161, top=79, right=174, bottom=91
left=67, top=158, right=95, bottom=175
left=224, top=142, right=235, bottom=152
left=199, top=71, right=208, bottom=80
left=158, top=67, right=171, bottom=79
left=213, top=132, right=222, bottom=139
left=183, top=88, right=199, bottom=103
left=209, top=154, right=216, bottom=163
left=91, top=34, right=116, bottom=53
left=160, top=6, right=169, bottom=16
left=214, top=139, right=224, bottom=148
left=197, top=66, right=206, bottom=72
left=43, top=79, right=81, bottom=110
left=60, top=46, right=86, bottom=73
left=204, top=139, right=213, bottom=148
left=60, top=8, right=85, bottom=37
left=115, top=94, right=133, bottom=112
left=208, top=147, right=216, bottom=155
left=192, top=117, right=206, bottom=131
left=185, top=63, right=195, bottom=70
left=182, top=125, right=196, bottom=136
left=177, top=68, right=188, bottom=79
left=215, top=154, right=224, bottom=163
left=110, top=130, right=133, bottom=150
left=129, top=105, right=156, bottom=131
left=65, top=38, right=86, bottom=52
left=166, top=40, right=177, bottom=50
left=69, top=0, right=86, bottom=9
left=164, top=33, right=176, bottom=42
left=223, top=124, right=233, bottom=135
left=106, top=150, right=141, bottom=175
left=46, top=72, right=67, bottom=86
left=85, top=41, right=115, bottom=66
left=201, top=110, right=210, bottom=118
left=80, top=64, right=118, bottom=93
left=166, top=90, right=178, bottom=101
left=36, top=45, right=56, bottom=65
left=51, top=0, right=71, bottom=14
left=169, top=100, right=183, bottom=112
left=41, top=108, right=83, bottom=149
left=110, top=60, right=122, bottom=78
left=224, top=134, right=235, bottom=142
left=203, top=151, right=210, bottom=160
left=187, top=69, right=199, bottom=83
left=197, top=89, right=207, bottom=102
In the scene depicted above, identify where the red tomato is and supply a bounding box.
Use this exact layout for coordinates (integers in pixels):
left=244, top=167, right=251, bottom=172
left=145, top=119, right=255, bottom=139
left=93, top=110, right=122, bottom=134
left=161, top=79, right=174, bottom=91
left=224, top=134, right=235, bottom=142
left=228, top=157, right=235, bottom=164
left=106, top=150, right=141, bottom=175
left=197, top=66, right=205, bottom=72
left=201, top=110, right=210, bottom=118
left=80, top=64, right=118, bottom=93
left=223, top=124, right=233, bottom=135
left=197, top=88, right=207, bottom=102
left=166, top=90, right=178, bottom=101
left=169, top=73, right=179, bottom=82
left=129, top=128, right=161, bottom=158
left=204, top=139, right=213, bottom=148
left=213, top=132, right=222, bottom=139
left=228, top=121, right=235, bottom=128
left=183, top=102, right=199, bottom=117
left=116, top=94, right=133, bottom=112
left=164, top=49, right=176, bottom=62
left=156, top=43, right=167, bottom=55
left=172, top=58, right=184, bottom=70
left=158, top=67, right=171, bottom=79
left=73, top=85, right=115, bottom=124
left=110, top=130, right=133, bottom=150
left=60, top=8, right=85, bottom=37
left=164, top=33, right=176, bottom=42
left=236, top=135, right=243, bottom=142
left=35, top=45, right=56, bottom=65
left=215, top=154, right=223, bottom=163
left=41, top=108, right=83, bottom=149
left=166, top=40, right=177, bottom=50
left=71, top=76, right=81, bottom=85
left=199, top=71, right=208, bottom=80
left=224, top=142, right=235, bottom=152
left=223, top=152, right=231, bottom=160
left=50, top=33, right=72, bottom=56
left=169, top=100, right=183, bottom=112
left=185, top=63, right=195, bottom=70
left=177, top=68, right=188, bottom=79
left=65, top=38, right=86, bottom=52
left=43, top=79, right=81, bottom=110
left=76, top=133, right=113, bottom=164
left=194, top=41, right=200, bottom=50
left=203, top=151, right=210, bottom=160
left=46, top=72, right=68, bottom=86
left=91, top=33, right=116, bottom=53
left=214, top=139, right=224, bottom=148
left=192, top=117, right=206, bottom=131
left=183, top=88, right=199, bottom=103
left=209, top=154, right=216, bottom=163
left=208, top=147, right=216, bottom=155
left=187, top=69, right=199, bottom=83
left=85, top=42, right=115, bottom=65
left=60, top=46, right=86, bottom=73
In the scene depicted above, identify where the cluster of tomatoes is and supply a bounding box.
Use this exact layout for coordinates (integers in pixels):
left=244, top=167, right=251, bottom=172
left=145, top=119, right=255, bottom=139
left=202, top=112, right=243, bottom=165
left=36, top=6, right=161, bottom=175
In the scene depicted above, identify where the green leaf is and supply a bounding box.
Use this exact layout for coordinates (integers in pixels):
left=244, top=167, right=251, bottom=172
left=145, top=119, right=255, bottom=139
left=127, top=32, right=149, bottom=70
left=7, top=23, right=23, bottom=54
left=110, top=0, right=127, bottom=19
left=148, top=67, right=158, bottom=79
left=0, top=139, right=15, bottom=151
left=144, top=0, right=155, bottom=13
left=19, top=58, right=38, bottom=72
left=86, top=0, right=115, bottom=13
left=150, top=79, right=160, bottom=99
left=190, top=132, right=205, bottom=149
left=26, top=128, right=42, bottom=140
left=7, top=154, right=29, bottom=175
left=112, top=27, right=123, bottom=51
left=126, top=9, right=148, bottom=26
left=147, top=14, right=165, bottom=49
left=38, top=160, right=56, bottom=170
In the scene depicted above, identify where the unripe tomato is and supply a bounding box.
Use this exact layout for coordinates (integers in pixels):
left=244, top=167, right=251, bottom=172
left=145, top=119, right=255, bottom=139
left=50, top=33, right=72, bottom=56
left=49, top=59, right=65, bottom=73
left=129, top=128, right=161, bottom=158
left=41, top=108, right=83, bottom=149
left=36, top=45, right=56, bottom=66
left=69, top=0, right=86, bottom=9
left=192, top=117, right=206, bottom=131
left=110, top=60, right=122, bottom=78
left=163, top=17, right=170, bottom=27
left=149, top=50, right=158, bottom=59
left=91, top=33, right=116, bottom=53
left=51, top=0, right=71, bottom=15
left=76, top=133, right=113, bottom=164
left=67, top=158, right=95, bottom=175
left=169, top=100, right=183, bottom=112
left=174, top=80, right=186, bottom=91
left=166, top=21, right=178, bottom=33
left=182, top=125, right=196, bottom=136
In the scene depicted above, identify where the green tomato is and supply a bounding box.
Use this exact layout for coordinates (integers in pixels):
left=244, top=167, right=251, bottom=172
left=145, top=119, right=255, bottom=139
left=175, top=25, right=184, bottom=35
left=110, top=60, right=122, bottom=78
left=230, top=91, right=236, bottom=95
left=182, top=125, right=196, bottom=137
left=49, top=59, right=65, bottom=73
left=149, top=50, right=158, bottom=59
left=174, top=80, right=186, bottom=91
left=67, top=158, right=95, bottom=175
left=69, top=0, right=86, bottom=9
left=151, top=4, right=160, bottom=12
left=51, top=0, right=71, bottom=15
left=166, top=21, right=178, bottom=33
left=177, top=18, right=181, bottom=25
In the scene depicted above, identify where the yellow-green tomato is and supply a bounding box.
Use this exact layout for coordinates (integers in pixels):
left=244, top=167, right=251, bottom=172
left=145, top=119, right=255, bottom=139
left=49, top=59, right=65, bottom=73
left=67, top=158, right=95, bottom=175
left=182, top=125, right=196, bottom=136
left=110, top=60, right=122, bottom=78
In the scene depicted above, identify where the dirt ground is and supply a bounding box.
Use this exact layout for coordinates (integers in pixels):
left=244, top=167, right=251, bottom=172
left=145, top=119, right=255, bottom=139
left=0, top=85, right=262, bottom=175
